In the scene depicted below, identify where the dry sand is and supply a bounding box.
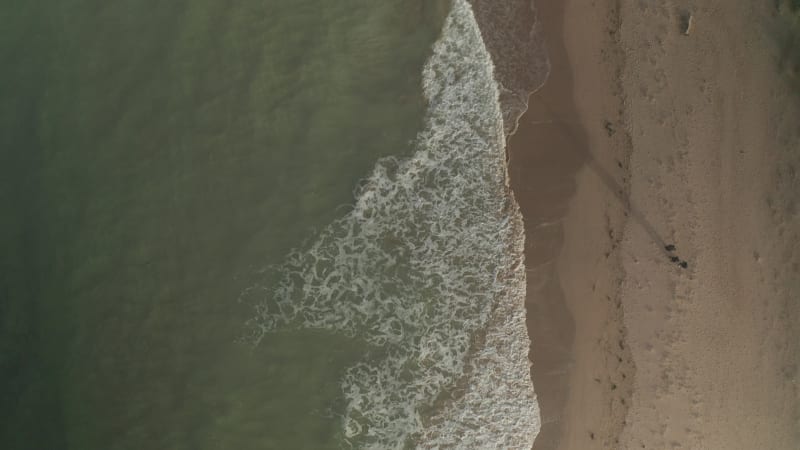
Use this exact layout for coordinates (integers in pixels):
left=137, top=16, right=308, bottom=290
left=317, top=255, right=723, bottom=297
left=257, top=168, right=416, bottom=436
left=511, top=0, right=800, bottom=448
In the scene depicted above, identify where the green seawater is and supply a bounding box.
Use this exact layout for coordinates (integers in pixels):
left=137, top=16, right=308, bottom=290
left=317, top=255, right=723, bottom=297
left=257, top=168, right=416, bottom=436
left=0, top=1, right=448, bottom=448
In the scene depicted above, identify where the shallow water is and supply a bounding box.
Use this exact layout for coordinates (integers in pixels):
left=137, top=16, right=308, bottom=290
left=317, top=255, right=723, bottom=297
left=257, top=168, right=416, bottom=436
left=0, top=0, right=542, bottom=448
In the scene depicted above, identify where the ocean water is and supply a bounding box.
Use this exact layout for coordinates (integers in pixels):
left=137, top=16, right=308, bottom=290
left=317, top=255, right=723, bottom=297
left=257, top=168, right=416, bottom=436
left=0, top=0, right=544, bottom=448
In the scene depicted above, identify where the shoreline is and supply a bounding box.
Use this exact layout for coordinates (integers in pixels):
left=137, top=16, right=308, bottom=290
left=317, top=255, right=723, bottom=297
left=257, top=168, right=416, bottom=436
left=507, top=0, right=635, bottom=448
left=505, top=0, right=633, bottom=447
left=504, top=0, right=580, bottom=444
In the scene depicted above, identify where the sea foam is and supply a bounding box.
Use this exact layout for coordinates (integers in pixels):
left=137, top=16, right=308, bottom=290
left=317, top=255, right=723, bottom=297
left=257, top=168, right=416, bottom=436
left=244, top=0, right=539, bottom=447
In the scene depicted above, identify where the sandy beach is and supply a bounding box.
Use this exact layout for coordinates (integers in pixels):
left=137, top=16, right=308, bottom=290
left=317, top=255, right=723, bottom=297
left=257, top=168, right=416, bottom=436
left=510, top=0, right=800, bottom=448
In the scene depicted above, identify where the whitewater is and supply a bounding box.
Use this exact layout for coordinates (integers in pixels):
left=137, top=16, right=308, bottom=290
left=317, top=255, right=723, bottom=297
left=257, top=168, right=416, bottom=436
left=244, top=0, right=545, bottom=447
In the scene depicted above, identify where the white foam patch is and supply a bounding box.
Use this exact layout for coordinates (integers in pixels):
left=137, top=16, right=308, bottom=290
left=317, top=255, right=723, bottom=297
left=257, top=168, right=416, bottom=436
left=244, top=0, right=539, bottom=447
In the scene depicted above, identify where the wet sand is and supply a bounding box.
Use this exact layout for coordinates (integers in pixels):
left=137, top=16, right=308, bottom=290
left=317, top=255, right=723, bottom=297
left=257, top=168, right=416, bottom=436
left=508, top=0, right=633, bottom=447
left=505, top=0, right=583, bottom=446
left=511, top=0, right=800, bottom=448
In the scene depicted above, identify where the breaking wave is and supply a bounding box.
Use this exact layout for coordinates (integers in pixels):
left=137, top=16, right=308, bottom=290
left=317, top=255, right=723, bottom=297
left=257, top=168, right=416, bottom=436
left=243, top=0, right=543, bottom=447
